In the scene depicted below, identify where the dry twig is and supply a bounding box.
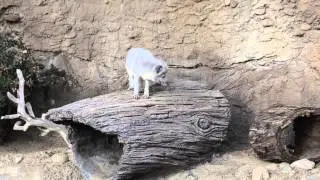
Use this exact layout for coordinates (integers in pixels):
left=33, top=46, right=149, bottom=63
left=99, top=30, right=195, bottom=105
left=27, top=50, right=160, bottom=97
left=0, top=69, right=70, bottom=147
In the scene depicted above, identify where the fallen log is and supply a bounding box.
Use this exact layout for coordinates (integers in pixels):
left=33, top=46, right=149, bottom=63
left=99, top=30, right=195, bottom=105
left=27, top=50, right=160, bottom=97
left=2, top=69, right=231, bottom=180
left=46, top=81, right=231, bottom=179
left=249, top=107, right=320, bottom=163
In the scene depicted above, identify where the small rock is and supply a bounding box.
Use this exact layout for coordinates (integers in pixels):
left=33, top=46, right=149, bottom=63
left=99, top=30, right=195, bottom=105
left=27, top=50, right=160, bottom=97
left=37, top=0, right=48, bottom=6
left=279, top=162, right=294, bottom=174
left=3, top=14, right=21, bottom=23
left=230, top=0, right=238, bottom=8
left=293, top=30, right=305, bottom=37
left=252, top=166, right=269, bottom=180
left=283, top=9, right=295, bottom=16
left=279, top=162, right=290, bottom=168
left=166, top=0, right=179, bottom=7
left=307, top=174, right=320, bottom=180
left=254, top=7, right=266, bottom=15
left=106, top=22, right=121, bottom=32
left=127, top=30, right=141, bottom=40
left=51, top=152, right=69, bottom=164
left=221, top=153, right=233, bottom=161
left=306, top=15, right=317, bottom=24
left=14, top=155, right=24, bottom=164
left=265, top=163, right=278, bottom=171
left=300, top=23, right=312, bottom=31
left=224, top=0, right=231, bottom=6
left=235, top=165, right=251, bottom=179
left=310, top=167, right=320, bottom=174
left=290, top=159, right=315, bottom=170
left=262, top=19, right=273, bottom=27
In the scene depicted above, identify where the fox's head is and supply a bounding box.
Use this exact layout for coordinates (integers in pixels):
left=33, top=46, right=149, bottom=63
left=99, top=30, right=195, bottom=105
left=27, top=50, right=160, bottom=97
left=152, top=61, right=168, bottom=86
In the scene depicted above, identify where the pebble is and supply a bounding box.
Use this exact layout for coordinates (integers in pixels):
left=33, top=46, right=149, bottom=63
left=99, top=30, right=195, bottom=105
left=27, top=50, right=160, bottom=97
left=279, top=162, right=290, bottom=169
left=14, top=155, right=24, bottom=164
left=51, top=152, right=69, bottom=164
left=254, top=8, right=266, bottom=15
left=310, top=168, right=320, bottom=174
left=235, top=164, right=251, bottom=179
left=252, top=166, right=269, bottom=180
left=307, top=173, right=320, bottom=180
left=293, top=29, right=305, bottom=37
left=265, top=163, right=278, bottom=171
left=290, top=159, right=315, bottom=170
left=300, top=23, right=312, bottom=31
left=230, top=0, right=238, bottom=8
left=279, top=162, right=294, bottom=174
left=3, top=13, right=21, bottom=23
left=262, top=19, right=274, bottom=27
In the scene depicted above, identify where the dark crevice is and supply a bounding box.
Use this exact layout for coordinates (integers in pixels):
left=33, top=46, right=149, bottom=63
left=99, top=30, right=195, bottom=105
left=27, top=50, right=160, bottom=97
left=0, top=5, right=18, bottom=17
left=68, top=123, right=124, bottom=179
left=168, top=63, right=229, bottom=70
left=167, top=56, right=276, bottom=71
left=293, top=114, right=320, bottom=162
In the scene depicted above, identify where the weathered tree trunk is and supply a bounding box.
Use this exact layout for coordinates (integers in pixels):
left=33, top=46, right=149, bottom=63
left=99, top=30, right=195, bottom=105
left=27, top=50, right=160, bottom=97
left=249, top=107, right=320, bottom=163
left=44, top=80, right=231, bottom=179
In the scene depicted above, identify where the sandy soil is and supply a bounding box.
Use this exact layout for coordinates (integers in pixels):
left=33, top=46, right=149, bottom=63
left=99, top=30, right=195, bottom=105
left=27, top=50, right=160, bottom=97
left=167, top=149, right=320, bottom=180
left=0, top=128, right=83, bottom=180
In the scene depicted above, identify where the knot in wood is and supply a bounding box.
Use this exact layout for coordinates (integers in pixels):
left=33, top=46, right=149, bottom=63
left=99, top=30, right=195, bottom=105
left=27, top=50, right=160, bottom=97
left=197, top=118, right=210, bottom=130
left=193, top=114, right=215, bottom=135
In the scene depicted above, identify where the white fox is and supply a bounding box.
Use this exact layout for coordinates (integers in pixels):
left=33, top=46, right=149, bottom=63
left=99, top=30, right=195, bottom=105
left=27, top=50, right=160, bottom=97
left=125, top=48, right=168, bottom=99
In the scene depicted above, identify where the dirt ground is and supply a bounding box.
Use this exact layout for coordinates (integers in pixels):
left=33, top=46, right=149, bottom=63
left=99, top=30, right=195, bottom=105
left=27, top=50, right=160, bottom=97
left=0, top=129, right=319, bottom=180
left=0, top=128, right=83, bottom=180
left=167, top=150, right=320, bottom=180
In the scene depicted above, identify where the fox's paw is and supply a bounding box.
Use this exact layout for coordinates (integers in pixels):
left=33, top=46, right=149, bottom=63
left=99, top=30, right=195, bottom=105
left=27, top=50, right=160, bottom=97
left=133, top=94, right=140, bottom=99
left=142, top=94, right=150, bottom=99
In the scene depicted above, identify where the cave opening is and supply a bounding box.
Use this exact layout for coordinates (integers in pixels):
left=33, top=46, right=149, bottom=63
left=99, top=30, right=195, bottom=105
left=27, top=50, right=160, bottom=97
left=292, top=114, right=320, bottom=162
left=69, top=123, right=124, bottom=179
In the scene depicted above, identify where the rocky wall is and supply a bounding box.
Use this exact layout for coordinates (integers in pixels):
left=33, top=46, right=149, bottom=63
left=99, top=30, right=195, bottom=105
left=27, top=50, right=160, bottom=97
left=1, top=0, right=320, bottom=147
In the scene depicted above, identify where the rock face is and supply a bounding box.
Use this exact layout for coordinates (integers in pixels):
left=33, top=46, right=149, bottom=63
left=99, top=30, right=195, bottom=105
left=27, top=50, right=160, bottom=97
left=1, top=0, right=320, bottom=150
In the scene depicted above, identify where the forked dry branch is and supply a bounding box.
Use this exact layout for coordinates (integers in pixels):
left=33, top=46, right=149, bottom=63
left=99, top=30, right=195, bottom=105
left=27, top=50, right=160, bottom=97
left=0, top=69, right=71, bottom=147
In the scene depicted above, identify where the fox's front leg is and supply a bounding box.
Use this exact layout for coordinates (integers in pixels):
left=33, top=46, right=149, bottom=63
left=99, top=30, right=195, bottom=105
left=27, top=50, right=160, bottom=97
left=133, top=75, right=140, bottom=99
left=143, top=80, right=150, bottom=99
left=128, top=73, right=134, bottom=90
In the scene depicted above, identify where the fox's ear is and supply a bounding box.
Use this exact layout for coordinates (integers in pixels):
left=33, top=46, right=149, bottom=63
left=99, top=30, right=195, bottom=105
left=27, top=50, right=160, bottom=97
left=154, top=65, right=163, bottom=74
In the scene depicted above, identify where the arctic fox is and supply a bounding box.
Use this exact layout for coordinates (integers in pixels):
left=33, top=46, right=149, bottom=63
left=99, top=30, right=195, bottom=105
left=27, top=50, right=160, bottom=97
left=125, top=48, right=168, bottom=99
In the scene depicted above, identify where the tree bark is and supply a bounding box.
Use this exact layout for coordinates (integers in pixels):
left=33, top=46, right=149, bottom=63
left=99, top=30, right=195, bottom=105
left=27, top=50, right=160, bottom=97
left=44, top=80, right=231, bottom=180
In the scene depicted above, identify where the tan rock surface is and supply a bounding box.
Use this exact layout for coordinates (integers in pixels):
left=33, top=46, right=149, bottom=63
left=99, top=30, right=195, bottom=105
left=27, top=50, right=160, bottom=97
left=0, top=0, right=320, bottom=179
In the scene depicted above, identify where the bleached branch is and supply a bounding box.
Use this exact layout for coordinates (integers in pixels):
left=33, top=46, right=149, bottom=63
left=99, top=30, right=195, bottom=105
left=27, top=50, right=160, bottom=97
left=0, top=69, right=71, bottom=148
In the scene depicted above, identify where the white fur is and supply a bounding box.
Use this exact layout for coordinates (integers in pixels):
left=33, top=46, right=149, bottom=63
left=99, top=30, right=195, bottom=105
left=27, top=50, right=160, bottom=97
left=125, top=48, right=168, bottom=99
